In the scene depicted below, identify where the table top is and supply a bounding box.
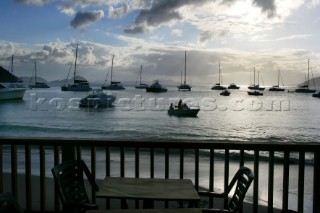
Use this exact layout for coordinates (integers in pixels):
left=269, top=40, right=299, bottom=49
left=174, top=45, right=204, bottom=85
left=96, top=177, right=200, bottom=201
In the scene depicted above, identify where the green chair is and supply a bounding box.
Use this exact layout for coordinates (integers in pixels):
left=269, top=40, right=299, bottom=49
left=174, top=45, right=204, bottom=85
left=0, top=192, right=24, bottom=213
left=51, top=160, right=99, bottom=213
left=199, top=167, right=254, bottom=213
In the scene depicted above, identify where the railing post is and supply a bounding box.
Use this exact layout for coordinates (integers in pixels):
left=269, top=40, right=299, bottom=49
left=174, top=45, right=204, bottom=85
left=314, top=151, right=320, bottom=213
left=224, top=149, right=229, bottom=209
left=268, top=151, right=274, bottom=213
left=282, top=151, right=290, bottom=211
left=298, top=151, right=305, bottom=212
left=253, top=150, right=259, bottom=213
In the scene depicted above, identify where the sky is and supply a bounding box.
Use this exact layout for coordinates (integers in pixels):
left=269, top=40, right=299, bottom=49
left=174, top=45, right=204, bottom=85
left=1, top=0, right=320, bottom=86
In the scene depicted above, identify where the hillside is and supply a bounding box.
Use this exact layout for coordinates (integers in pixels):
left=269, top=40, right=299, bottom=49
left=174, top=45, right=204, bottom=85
left=299, top=76, right=320, bottom=87
left=0, top=66, right=23, bottom=82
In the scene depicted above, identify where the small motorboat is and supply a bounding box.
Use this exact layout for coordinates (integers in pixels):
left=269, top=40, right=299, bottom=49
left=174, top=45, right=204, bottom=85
left=312, top=92, right=320, bottom=98
left=146, top=80, right=167, bottom=92
left=247, top=90, right=263, bottom=96
left=79, top=89, right=116, bottom=108
left=227, top=83, right=240, bottom=89
left=168, top=101, right=200, bottom=117
left=220, top=90, right=230, bottom=96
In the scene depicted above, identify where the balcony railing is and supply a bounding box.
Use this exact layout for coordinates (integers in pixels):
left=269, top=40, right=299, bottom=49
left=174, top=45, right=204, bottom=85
left=0, top=137, right=319, bottom=213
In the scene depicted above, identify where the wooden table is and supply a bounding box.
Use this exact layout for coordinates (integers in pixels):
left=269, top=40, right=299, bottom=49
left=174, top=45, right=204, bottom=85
left=96, top=177, right=200, bottom=209
left=88, top=209, right=202, bottom=213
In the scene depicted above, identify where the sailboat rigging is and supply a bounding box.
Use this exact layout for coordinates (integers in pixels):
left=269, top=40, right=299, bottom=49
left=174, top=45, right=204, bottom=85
left=29, top=60, right=50, bottom=88
left=269, top=69, right=284, bottom=91
left=177, top=51, right=192, bottom=91
left=295, top=59, right=316, bottom=93
left=61, top=44, right=92, bottom=91
left=135, top=65, right=149, bottom=89
left=248, top=67, right=265, bottom=91
left=211, top=61, right=226, bottom=90
left=101, top=55, right=125, bottom=90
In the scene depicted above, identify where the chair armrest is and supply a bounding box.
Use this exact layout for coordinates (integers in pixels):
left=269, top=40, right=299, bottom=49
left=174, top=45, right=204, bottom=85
left=198, top=191, right=225, bottom=198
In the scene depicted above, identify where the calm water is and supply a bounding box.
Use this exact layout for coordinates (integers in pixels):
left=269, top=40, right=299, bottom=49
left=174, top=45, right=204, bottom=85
left=0, top=85, right=319, bottom=142
left=1, top=86, right=318, bottom=211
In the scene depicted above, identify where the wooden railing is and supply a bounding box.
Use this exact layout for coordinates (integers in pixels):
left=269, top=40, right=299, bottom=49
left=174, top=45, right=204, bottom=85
left=0, top=138, right=319, bottom=213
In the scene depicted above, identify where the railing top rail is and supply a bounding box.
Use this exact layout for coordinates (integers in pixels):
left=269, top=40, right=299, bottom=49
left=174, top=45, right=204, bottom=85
left=1, top=137, right=320, bottom=152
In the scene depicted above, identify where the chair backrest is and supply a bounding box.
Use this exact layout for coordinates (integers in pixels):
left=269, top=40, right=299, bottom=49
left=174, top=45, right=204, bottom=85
left=51, top=160, right=99, bottom=206
left=226, top=167, right=254, bottom=212
left=0, top=192, right=24, bottom=213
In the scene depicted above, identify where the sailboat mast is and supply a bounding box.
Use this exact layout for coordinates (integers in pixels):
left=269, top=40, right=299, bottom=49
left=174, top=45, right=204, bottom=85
left=184, top=51, right=187, bottom=85
left=10, top=55, right=14, bottom=74
left=35, top=60, right=37, bottom=85
left=277, top=69, right=280, bottom=87
left=110, top=55, right=114, bottom=83
left=307, top=59, right=310, bottom=89
left=140, top=65, right=142, bottom=85
left=219, top=61, right=221, bottom=84
left=253, top=67, right=256, bottom=85
left=74, top=44, right=78, bottom=84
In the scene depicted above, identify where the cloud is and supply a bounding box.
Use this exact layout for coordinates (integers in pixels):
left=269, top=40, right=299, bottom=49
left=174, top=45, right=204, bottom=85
left=171, top=29, right=183, bottom=37
left=14, top=0, right=51, bottom=6
left=124, top=0, right=213, bottom=34
left=124, top=0, right=281, bottom=34
left=252, top=0, right=276, bottom=18
left=108, top=4, right=130, bottom=19
left=70, top=10, right=105, bottom=29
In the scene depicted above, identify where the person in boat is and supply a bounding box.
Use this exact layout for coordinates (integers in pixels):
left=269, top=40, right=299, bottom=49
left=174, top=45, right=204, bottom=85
left=178, top=99, right=182, bottom=109
left=169, top=103, right=174, bottom=110
left=182, top=103, right=188, bottom=110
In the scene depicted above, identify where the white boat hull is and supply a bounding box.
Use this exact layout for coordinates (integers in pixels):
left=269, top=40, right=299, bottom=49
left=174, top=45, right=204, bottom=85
left=0, top=88, right=26, bottom=101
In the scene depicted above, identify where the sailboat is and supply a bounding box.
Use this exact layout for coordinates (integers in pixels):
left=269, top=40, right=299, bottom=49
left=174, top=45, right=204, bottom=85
left=211, top=62, right=226, bottom=90
left=269, top=69, right=284, bottom=91
left=101, top=55, right=125, bottom=90
left=0, top=55, right=27, bottom=100
left=61, top=44, right=92, bottom=91
left=295, top=59, right=316, bottom=93
left=248, top=67, right=265, bottom=91
left=177, top=51, right=192, bottom=91
left=135, top=65, right=149, bottom=89
left=29, top=61, right=50, bottom=88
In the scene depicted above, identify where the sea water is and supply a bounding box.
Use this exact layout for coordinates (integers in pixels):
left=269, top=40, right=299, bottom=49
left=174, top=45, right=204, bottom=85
left=0, top=86, right=319, bottom=211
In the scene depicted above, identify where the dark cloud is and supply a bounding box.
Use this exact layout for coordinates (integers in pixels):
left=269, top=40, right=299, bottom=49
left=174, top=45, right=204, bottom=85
left=252, top=0, right=276, bottom=18
left=70, top=10, right=105, bottom=29
left=14, top=0, right=50, bottom=5
left=125, top=0, right=278, bottom=34
left=124, top=0, right=211, bottom=34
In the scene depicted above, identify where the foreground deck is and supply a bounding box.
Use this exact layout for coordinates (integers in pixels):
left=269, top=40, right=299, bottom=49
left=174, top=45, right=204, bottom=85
left=0, top=138, right=319, bottom=213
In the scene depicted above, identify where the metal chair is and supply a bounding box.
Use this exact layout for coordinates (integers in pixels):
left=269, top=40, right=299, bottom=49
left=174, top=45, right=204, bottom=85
left=0, top=192, right=24, bottom=213
left=51, top=160, right=99, bottom=213
left=198, top=166, right=254, bottom=213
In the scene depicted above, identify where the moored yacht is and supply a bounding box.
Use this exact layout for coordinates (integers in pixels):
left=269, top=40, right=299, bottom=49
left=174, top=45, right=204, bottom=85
left=101, top=55, right=125, bottom=90
left=248, top=67, right=265, bottom=91
left=61, top=44, right=92, bottom=92
left=146, top=80, right=167, bottom=92
left=177, top=51, right=192, bottom=91
left=295, top=59, right=316, bottom=93
left=228, top=83, right=240, bottom=89
left=269, top=69, right=284, bottom=91
left=79, top=89, right=116, bottom=108
left=135, top=65, right=149, bottom=89
left=0, top=83, right=26, bottom=101
left=211, top=62, right=226, bottom=90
